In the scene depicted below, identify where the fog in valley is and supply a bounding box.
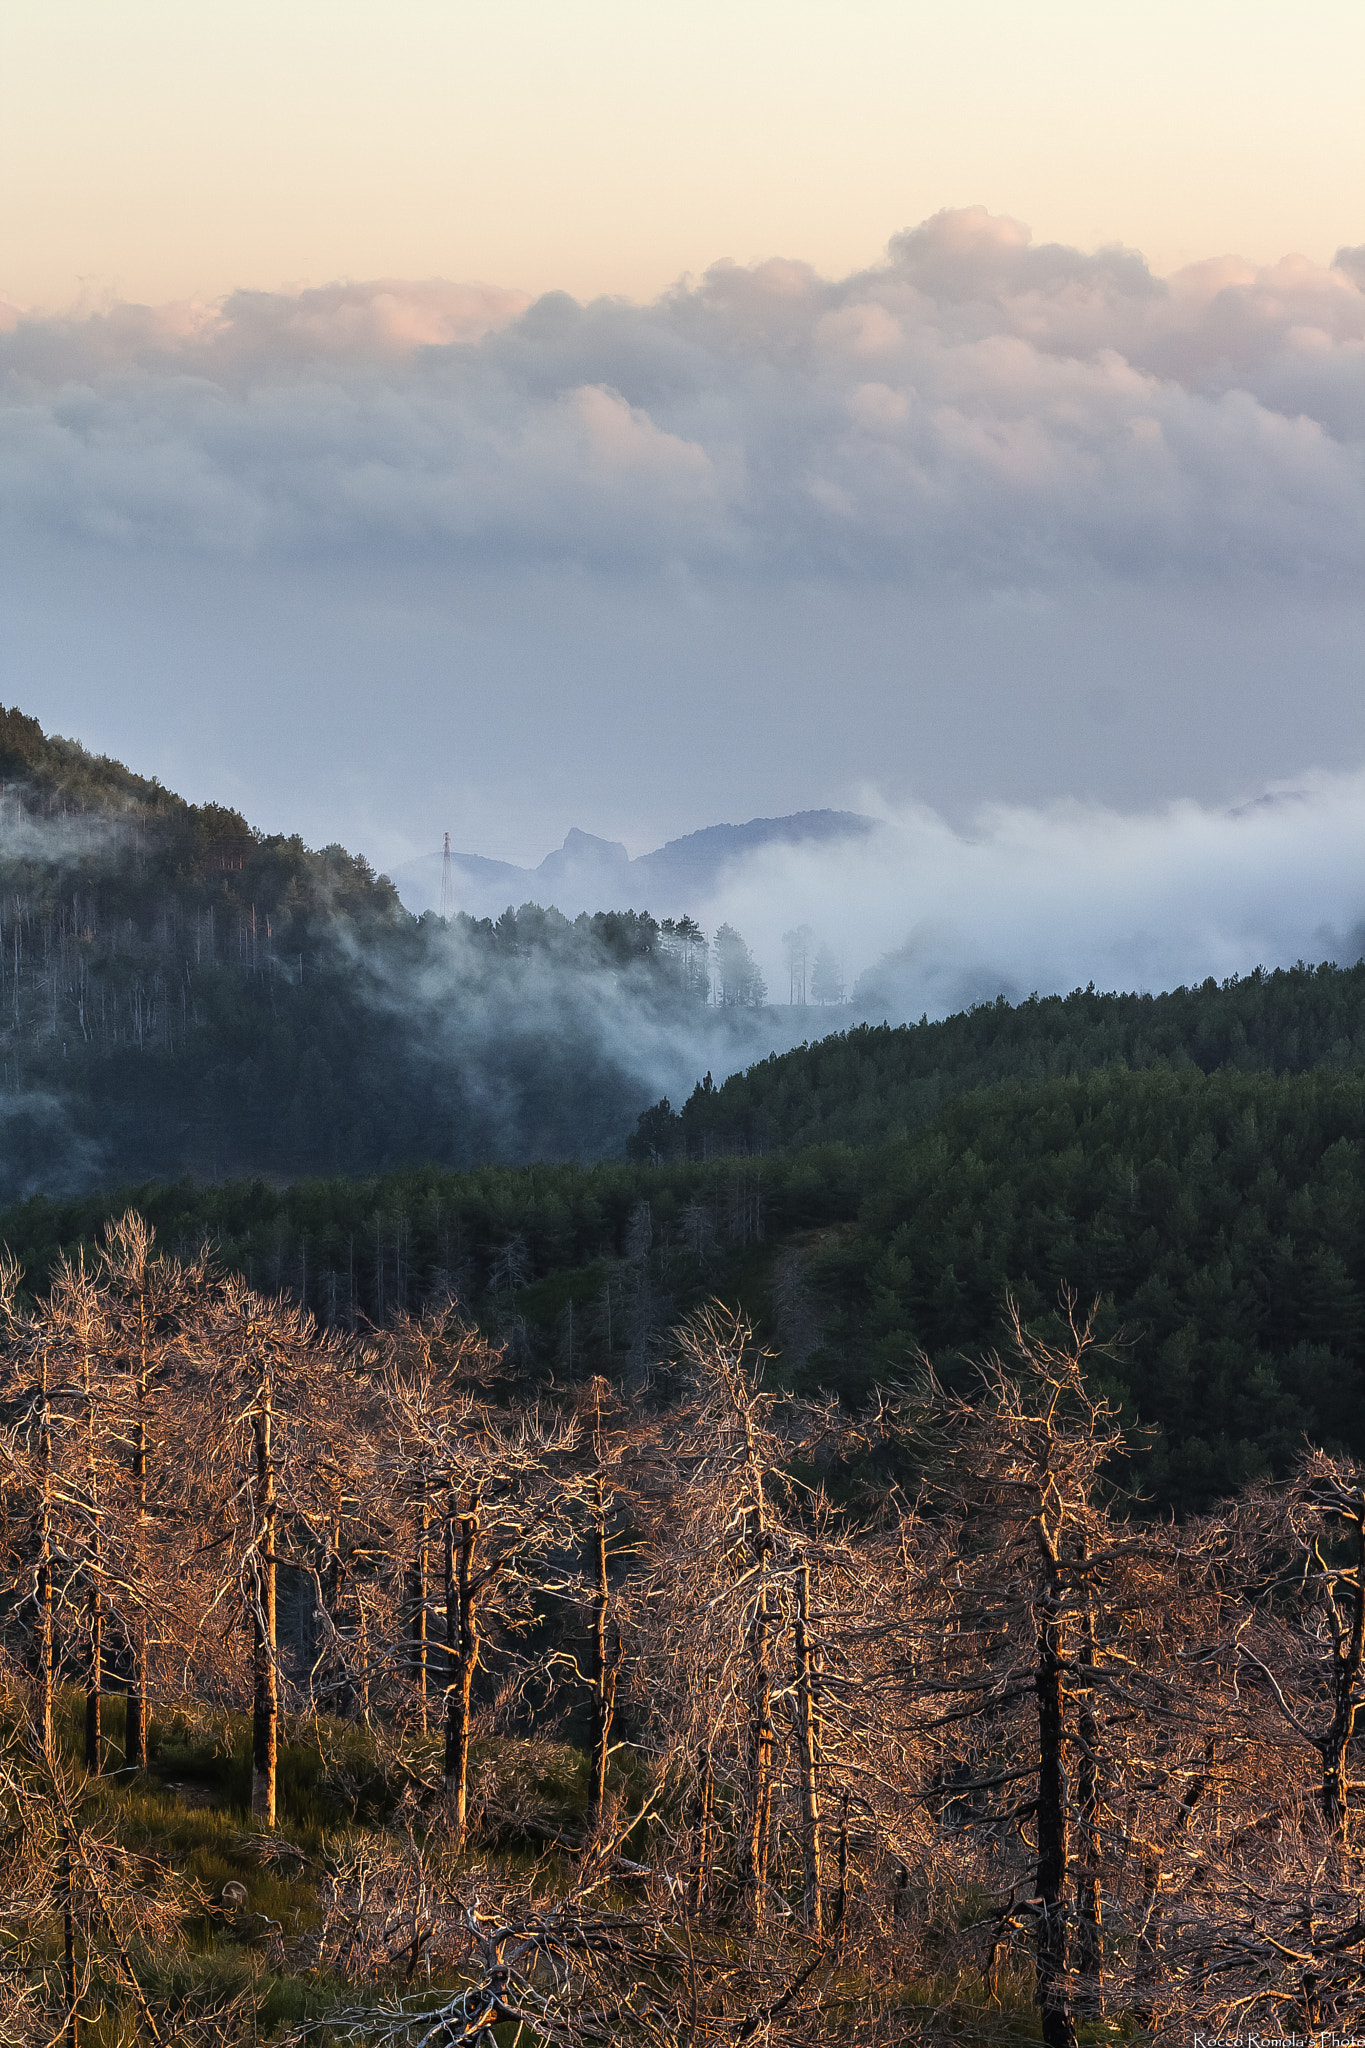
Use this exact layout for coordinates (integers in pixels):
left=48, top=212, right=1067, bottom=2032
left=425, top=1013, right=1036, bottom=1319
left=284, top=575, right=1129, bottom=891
left=393, top=767, right=1365, bottom=1029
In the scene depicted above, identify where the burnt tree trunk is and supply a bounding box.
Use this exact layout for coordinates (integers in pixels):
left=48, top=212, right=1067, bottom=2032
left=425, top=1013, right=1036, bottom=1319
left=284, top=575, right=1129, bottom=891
left=326, top=1514, right=356, bottom=1720
left=250, top=1376, right=278, bottom=1826
left=83, top=1348, right=102, bottom=1775
left=444, top=1495, right=481, bottom=1850
left=1034, top=1520, right=1076, bottom=2048
left=34, top=1347, right=54, bottom=1754
left=124, top=1290, right=150, bottom=1771
left=409, top=1471, right=429, bottom=1735
left=1072, top=1556, right=1103, bottom=2016
left=793, top=1557, right=824, bottom=1935
left=61, top=1822, right=80, bottom=2048
left=1319, top=1500, right=1365, bottom=1842
left=586, top=1471, right=618, bottom=1836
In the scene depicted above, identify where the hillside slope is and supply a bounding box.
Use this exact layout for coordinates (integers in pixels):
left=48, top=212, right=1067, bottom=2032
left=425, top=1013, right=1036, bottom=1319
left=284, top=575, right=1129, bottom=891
left=0, top=706, right=788, bottom=1196
left=629, top=962, right=1365, bottom=1157
left=5, top=1060, right=1363, bottom=1511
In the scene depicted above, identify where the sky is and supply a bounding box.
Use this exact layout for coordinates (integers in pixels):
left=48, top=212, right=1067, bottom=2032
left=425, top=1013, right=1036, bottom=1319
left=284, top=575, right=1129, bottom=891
left=3, top=1, right=1362, bottom=308
left=0, top=0, right=1361, bottom=992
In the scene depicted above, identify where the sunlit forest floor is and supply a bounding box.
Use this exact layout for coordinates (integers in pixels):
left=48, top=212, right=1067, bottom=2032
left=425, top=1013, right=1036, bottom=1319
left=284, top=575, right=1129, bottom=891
left=9, top=1691, right=1075, bottom=2047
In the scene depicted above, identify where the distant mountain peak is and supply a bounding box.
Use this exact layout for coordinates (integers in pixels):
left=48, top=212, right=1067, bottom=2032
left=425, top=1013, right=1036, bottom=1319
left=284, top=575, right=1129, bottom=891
left=540, top=828, right=630, bottom=871
left=645, top=810, right=874, bottom=860
left=390, top=807, right=877, bottom=921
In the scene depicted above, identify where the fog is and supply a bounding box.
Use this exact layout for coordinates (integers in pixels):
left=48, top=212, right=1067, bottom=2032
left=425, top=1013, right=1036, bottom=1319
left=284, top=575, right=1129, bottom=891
left=373, top=770, right=1365, bottom=1155
left=0, top=753, right=1362, bottom=1203
left=349, top=914, right=828, bottom=1153
left=612, top=772, right=1365, bottom=1021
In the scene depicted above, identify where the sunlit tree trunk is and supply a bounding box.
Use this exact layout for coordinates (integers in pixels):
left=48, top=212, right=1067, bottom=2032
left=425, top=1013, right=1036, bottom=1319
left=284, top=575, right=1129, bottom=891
left=124, top=1289, right=150, bottom=1771
left=444, top=1493, right=481, bottom=1850
left=587, top=1470, right=617, bottom=1835
left=1034, top=1517, right=1075, bottom=2048
left=251, top=1371, right=278, bottom=1826
left=793, top=1557, right=824, bottom=1934
left=736, top=1529, right=775, bottom=1924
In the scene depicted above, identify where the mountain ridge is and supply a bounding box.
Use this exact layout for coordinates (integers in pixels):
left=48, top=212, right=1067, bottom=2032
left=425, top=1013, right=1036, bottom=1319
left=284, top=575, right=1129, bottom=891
left=390, top=808, right=875, bottom=919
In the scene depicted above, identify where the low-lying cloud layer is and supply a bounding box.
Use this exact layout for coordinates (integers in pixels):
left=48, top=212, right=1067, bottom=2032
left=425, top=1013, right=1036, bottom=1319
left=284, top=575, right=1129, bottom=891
left=1, top=754, right=1361, bottom=1202
left=683, top=772, right=1365, bottom=1018
left=2, top=210, right=1360, bottom=589
left=3, top=211, right=1361, bottom=864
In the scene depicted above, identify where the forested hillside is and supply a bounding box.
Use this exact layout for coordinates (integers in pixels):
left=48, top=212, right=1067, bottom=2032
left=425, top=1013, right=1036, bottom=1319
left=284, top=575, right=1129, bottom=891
left=0, top=707, right=779, bottom=1196
left=629, top=959, right=1365, bottom=1157
left=6, top=703, right=1365, bottom=1512
left=7, top=703, right=1365, bottom=1205
left=6, top=1060, right=1363, bottom=1512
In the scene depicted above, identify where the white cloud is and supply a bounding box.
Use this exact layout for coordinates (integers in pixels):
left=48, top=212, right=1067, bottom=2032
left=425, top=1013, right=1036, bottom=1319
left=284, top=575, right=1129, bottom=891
left=0, top=210, right=1359, bottom=587
left=691, top=772, right=1365, bottom=1017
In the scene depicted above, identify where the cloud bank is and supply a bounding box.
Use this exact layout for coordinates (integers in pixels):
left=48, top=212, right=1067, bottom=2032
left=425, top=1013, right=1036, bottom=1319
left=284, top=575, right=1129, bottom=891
left=1, top=210, right=1360, bottom=590
left=683, top=772, right=1365, bottom=1019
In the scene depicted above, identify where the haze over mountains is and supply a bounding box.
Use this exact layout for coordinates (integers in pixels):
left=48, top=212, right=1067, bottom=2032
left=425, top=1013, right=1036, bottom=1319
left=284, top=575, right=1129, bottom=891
left=2, top=700, right=1363, bottom=1209
left=388, top=775, right=1365, bottom=1024
left=391, top=811, right=874, bottom=921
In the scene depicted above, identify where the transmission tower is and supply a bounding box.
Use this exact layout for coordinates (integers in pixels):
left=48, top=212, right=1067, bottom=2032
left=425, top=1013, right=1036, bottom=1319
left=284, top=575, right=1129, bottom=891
left=439, top=831, right=453, bottom=919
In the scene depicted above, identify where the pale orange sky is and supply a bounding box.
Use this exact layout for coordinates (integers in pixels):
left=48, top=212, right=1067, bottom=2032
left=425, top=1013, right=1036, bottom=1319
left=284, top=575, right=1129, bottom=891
left=2, top=0, right=1361, bottom=312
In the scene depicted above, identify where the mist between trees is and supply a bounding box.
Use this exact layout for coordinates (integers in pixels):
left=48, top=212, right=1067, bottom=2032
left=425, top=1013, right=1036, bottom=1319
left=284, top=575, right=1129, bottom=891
left=0, top=706, right=840, bottom=1204
left=4, top=1216, right=1365, bottom=2046
left=7, top=700, right=1365, bottom=1211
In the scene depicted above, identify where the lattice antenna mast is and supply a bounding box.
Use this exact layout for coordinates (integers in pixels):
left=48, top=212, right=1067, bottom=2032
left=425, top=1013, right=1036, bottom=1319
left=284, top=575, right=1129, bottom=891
left=439, top=832, right=453, bottom=920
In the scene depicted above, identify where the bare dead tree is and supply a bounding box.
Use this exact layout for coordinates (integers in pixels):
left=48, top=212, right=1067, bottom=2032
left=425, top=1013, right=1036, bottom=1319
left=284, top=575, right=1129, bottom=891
left=641, top=1304, right=792, bottom=1932
left=0, top=1252, right=62, bottom=1754
left=302, top=1824, right=864, bottom=2046
left=1222, top=1450, right=1365, bottom=1844
left=581, top=1382, right=627, bottom=1840
left=377, top=1311, right=579, bottom=1848
left=544, top=1376, right=665, bottom=1849
left=637, top=1303, right=901, bottom=1960
left=41, top=1253, right=117, bottom=1775
left=888, top=1298, right=1151, bottom=2048
left=96, top=1210, right=211, bottom=1770
left=0, top=1253, right=139, bottom=1777
left=185, top=1278, right=353, bottom=1825
left=1155, top=1799, right=1365, bottom=2036
left=0, top=1659, right=228, bottom=2045
left=1144, top=1450, right=1365, bottom=2030
left=370, top=1308, right=506, bottom=1738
